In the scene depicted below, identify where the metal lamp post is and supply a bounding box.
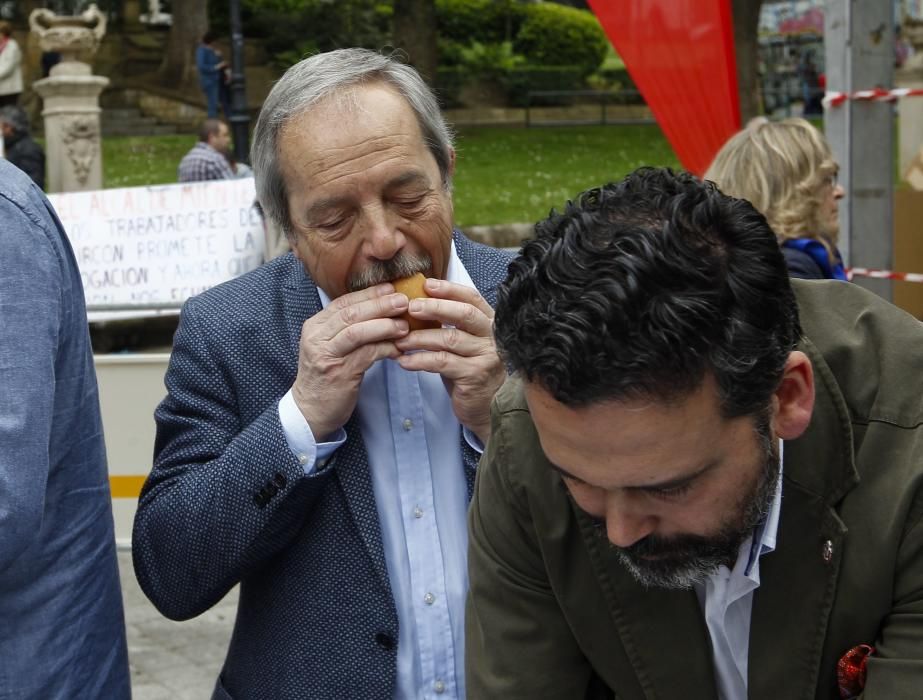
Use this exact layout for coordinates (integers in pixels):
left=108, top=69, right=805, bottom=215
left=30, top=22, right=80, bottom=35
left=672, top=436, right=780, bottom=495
left=228, top=0, right=250, bottom=164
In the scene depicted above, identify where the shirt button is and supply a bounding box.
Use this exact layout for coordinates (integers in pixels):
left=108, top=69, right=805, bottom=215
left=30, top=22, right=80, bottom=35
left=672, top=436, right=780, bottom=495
left=434, top=680, right=446, bottom=694
left=402, top=418, right=413, bottom=431
left=413, top=506, right=424, bottom=519
left=297, top=453, right=308, bottom=465
left=423, top=592, right=435, bottom=606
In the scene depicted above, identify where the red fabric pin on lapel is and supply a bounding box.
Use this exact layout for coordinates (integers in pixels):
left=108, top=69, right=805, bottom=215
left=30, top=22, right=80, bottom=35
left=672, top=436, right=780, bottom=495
left=837, top=644, right=874, bottom=698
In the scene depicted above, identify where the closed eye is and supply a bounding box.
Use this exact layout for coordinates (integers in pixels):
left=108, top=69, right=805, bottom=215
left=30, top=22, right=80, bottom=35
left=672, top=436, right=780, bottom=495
left=645, top=481, right=694, bottom=500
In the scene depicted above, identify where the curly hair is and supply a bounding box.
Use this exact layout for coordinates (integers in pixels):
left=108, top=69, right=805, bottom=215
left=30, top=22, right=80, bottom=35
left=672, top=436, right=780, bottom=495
left=704, top=118, right=838, bottom=250
left=494, top=167, right=801, bottom=418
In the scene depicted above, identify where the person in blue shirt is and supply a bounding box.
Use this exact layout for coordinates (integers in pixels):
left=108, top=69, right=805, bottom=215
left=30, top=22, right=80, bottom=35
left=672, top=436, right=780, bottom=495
left=195, top=30, right=229, bottom=119
left=706, top=117, right=848, bottom=280
left=0, top=159, right=131, bottom=698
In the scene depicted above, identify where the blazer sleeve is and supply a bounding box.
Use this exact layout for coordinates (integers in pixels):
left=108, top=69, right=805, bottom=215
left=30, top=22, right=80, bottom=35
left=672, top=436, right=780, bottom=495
left=132, top=298, right=332, bottom=621
left=861, top=494, right=923, bottom=697
left=0, top=190, right=59, bottom=571
left=466, top=400, right=600, bottom=699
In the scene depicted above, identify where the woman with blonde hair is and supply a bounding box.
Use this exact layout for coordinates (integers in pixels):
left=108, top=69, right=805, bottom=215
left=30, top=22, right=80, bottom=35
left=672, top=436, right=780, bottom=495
left=705, top=117, right=847, bottom=280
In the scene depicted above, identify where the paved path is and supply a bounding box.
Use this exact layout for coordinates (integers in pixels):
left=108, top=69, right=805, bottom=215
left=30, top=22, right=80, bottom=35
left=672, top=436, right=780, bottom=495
left=119, top=549, right=236, bottom=699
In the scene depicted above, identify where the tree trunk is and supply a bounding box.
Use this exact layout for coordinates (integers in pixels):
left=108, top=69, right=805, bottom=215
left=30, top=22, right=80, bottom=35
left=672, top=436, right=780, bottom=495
left=393, top=0, right=437, bottom=85
left=159, top=0, right=209, bottom=88
left=732, top=0, right=764, bottom=124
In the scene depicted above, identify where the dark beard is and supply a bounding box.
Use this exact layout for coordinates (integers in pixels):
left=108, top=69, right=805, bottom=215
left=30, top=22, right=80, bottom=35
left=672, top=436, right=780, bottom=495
left=347, top=252, right=432, bottom=293
left=606, top=414, right=780, bottom=590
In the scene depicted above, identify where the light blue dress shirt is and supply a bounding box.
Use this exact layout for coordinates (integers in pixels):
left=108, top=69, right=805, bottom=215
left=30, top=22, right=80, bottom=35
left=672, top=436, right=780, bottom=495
left=694, top=441, right=784, bottom=700
left=279, top=243, right=478, bottom=699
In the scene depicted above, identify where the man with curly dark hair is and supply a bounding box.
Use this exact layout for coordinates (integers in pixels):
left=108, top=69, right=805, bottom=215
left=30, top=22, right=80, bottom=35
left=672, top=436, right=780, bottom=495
left=466, top=167, right=923, bottom=699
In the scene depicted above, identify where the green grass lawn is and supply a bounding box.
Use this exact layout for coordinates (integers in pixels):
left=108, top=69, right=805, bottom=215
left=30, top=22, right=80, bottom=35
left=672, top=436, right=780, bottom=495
left=452, top=124, right=679, bottom=226
left=102, top=134, right=193, bottom=189
left=101, top=124, right=680, bottom=226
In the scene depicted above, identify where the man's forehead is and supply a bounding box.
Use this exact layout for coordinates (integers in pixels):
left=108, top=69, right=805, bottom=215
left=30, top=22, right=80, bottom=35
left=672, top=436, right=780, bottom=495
left=523, top=378, right=735, bottom=463
left=286, top=82, right=414, bottom=131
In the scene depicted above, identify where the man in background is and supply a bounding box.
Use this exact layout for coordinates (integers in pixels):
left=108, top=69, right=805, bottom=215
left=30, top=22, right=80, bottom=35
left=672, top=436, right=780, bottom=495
left=1, top=105, right=45, bottom=189
left=0, top=160, right=130, bottom=697
left=177, top=118, right=234, bottom=182
left=468, top=168, right=923, bottom=698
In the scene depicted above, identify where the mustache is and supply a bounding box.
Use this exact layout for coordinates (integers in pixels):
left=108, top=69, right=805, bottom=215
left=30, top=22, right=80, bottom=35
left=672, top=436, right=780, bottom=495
left=347, top=253, right=432, bottom=293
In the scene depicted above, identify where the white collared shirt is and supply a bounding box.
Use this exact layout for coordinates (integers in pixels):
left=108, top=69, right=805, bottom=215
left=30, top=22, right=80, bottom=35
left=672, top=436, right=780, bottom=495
left=693, top=441, right=784, bottom=700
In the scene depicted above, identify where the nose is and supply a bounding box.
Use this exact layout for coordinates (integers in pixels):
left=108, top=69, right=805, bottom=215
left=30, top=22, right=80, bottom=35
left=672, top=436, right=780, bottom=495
left=604, top=490, right=657, bottom=548
left=362, top=205, right=406, bottom=260
left=833, top=184, right=845, bottom=199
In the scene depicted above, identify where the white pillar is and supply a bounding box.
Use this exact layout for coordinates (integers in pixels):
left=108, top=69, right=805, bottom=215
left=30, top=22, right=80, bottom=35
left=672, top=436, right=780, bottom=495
left=824, top=0, right=894, bottom=301
left=33, top=62, right=109, bottom=193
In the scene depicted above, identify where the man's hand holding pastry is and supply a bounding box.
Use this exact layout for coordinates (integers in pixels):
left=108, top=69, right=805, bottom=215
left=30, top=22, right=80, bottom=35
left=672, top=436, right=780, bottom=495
left=394, top=277, right=505, bottom=444
left=292, top=283, right=409, bottom=440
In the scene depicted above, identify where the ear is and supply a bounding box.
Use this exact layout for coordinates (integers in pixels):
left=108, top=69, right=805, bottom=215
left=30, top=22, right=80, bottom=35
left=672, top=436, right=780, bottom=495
left=771, top=351, right=815, bottom=440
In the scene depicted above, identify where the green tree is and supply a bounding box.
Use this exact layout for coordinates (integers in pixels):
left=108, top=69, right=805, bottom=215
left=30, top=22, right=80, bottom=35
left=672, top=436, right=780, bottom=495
left=393, top=0, right=437, bottom=84
left=733, top=0, right=764, bottom=124
left=159, top=0, right=209, bottom=88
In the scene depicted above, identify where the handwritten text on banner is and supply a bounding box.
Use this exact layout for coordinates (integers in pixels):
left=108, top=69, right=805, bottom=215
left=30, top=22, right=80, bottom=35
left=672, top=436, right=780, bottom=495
left=48, top=178, right=265, bottom=307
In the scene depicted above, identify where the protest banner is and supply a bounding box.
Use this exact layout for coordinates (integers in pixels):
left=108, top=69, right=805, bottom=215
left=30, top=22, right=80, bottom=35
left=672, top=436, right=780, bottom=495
left=48, top=178, right=265, bottom=311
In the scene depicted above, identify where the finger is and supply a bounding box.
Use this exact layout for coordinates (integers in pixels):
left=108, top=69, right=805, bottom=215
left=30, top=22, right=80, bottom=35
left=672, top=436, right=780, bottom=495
left=326, top=282, right=395, bottom=313
left=311, top=292, right=409, bottom=339
left=394, top=326, right=484, bottom=357
left=405, top=297, right=491, bottom=336
left=422, top=278, right=494, bottom=317
left=397, top=349, right=495, bottom=380
left=346, top=339, right=404, bottom=374
left=326, top=317, right=409, bottom=357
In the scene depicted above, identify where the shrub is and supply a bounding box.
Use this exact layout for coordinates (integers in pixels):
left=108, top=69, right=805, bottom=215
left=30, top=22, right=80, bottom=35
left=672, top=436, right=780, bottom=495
left=513, top=3, right=608, bottom=76
left=501, top=65, right=588, bottom=107
left=435, top=66, right=467, bottom=108
left=435, top=0, right=524, bottom=45
left=239, top=0, right=392, bottom=70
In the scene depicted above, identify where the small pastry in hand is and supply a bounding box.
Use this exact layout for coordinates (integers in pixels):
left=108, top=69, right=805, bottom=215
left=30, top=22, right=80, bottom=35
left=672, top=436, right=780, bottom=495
left=393, top=272, right=440, bottom=331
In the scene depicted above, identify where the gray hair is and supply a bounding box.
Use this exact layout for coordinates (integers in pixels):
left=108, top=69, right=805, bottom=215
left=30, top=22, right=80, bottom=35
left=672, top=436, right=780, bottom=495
left=250, top=48, right=455, bottom=242
left=0, top=106, right=30, bottom=137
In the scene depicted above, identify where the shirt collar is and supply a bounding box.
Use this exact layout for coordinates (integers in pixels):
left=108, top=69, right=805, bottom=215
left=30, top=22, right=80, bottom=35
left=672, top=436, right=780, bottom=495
left=743, top=439, right=784, bottom=577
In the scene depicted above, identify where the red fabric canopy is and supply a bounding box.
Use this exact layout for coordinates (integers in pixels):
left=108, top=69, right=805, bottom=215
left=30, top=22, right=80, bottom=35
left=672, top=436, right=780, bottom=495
left=588, top=0, right=741, bottom=175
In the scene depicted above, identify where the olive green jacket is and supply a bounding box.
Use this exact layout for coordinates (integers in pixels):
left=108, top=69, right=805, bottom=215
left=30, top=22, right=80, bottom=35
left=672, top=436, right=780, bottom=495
left=467, top=280, right=923, bottom=699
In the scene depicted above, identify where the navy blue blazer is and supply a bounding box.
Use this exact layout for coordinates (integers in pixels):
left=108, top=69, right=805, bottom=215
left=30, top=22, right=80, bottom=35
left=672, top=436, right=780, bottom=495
left=133, top=232, right=513, bottom=700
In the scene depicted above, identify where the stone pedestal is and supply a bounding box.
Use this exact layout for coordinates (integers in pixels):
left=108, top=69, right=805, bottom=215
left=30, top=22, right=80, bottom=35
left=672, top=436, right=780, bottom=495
left=29, top=3, right=108, bottom=193
left=33, top=62, right=109, bottom=193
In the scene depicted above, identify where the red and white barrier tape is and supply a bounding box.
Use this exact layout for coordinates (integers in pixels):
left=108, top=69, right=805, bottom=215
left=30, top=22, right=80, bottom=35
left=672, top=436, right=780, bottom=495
left=847, top=267, right=923, bottom=283
left=823, top=87, right=923, bottom=108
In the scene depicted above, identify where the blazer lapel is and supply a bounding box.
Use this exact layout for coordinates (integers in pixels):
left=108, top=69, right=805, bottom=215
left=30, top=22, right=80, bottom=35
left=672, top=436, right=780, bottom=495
left=334, top=414, right=393, bottom=592
left=579, top=513, right=718, bottom=700
left=282, top=254, right=323, bottom=359
left=749, top=335, right=858, bottom=699
left=281, top=257, right=392, bottom=590
left=747, top=482, right=847, bottom=699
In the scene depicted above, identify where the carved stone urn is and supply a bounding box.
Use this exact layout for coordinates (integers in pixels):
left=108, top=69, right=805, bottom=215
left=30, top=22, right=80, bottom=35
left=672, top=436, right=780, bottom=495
left=30, top=4, right=110, bottom=193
